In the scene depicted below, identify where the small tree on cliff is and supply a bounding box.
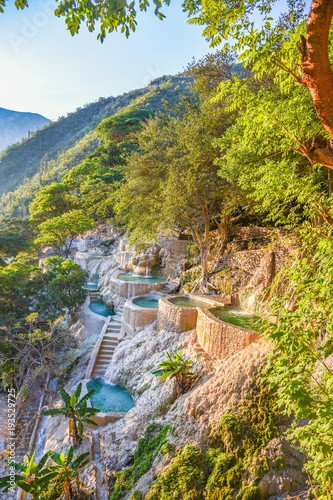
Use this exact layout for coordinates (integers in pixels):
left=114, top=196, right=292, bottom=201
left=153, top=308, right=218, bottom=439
left=113, top=105, right=242, bottom=292
left=34, top=209, right=93, bottom=258
left=42, top=383, right=100, bottom=446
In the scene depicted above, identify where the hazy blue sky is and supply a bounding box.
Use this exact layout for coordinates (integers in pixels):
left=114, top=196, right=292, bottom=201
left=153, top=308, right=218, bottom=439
left=0, top=1, right=311, bottom=121
left=0, top=1, right=214, bottom=120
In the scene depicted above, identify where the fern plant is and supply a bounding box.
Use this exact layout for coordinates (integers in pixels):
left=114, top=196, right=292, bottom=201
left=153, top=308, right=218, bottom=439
left=152, top=350, right=201, bottom=397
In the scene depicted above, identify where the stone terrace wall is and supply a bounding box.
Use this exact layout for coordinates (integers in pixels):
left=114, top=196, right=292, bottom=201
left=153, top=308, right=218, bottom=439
left=122, top=300, right=158, bottom=337
left=158, top=297, right=198, bottom=333
left=216, top=249, right=268, bottom=275
left=232, top=226, right=287, bottom=240
left=196, top=308, right=260, bottom=360
left=109, top=277, right=165, bottom=299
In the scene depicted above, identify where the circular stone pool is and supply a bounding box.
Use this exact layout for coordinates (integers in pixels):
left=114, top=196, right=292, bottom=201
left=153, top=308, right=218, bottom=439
left=210, top=307, right=262, bottom=332
left=117, top=272, right=167, bottom=283
left=87, top=283, right=98, bottom=290
left=169, top=296, right=210, bottom=309
left=87, top=377, right=134, bottom=413
left=89, top=300, right=114, bottom=317
left=132, top=296, right=159, bottom=308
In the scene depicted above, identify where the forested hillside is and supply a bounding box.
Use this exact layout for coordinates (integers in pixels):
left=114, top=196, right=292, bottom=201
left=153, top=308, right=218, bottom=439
left=1, top=1, right=333, bottom=499
left=0, top=74, right=193, bottom=215
left=0, top=107, right=50, bottom=153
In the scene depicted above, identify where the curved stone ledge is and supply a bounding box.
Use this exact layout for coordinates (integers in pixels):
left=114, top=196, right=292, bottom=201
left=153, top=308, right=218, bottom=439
left=109, top=275, right=165, bottom=299
left=122, top=296, right=158, bottom=337
left=196, top=308, right=260, bottom=360
left=157, top=295, right=225, bottom=333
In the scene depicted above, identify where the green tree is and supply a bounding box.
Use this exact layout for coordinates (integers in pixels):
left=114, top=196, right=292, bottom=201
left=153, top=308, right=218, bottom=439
left=0, top=218, right=36, bottom=259
left=47, top=446, right=90, bottom=500
left=42, top=383, right=100, bottom=446
left=34, top=209, right=93, bottom=258
left=153, top=350, right=200, bottom=397
left=0, top=452, right=57, bottom=499
left=264, top=235, right=333, bottom=496
left=0, top=314, right=75, bottom=391
left=114, top=103, right=240, bottom=291
left=185, top=0, right=333, bottom=170
left=29, top=182, right=80, bottom=225
left=41, top=257, right=88, bottom=317
left=2, top=0, right=171, bottom=40
left=96, top=108, right=153, bottom=144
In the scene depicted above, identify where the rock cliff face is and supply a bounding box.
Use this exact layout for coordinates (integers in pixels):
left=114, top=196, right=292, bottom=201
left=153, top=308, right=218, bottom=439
left=40, top=226, right=305, bottom=499
left=97, top=323, right=307, bottom=499
left=113, top=237, right=190, bottom=280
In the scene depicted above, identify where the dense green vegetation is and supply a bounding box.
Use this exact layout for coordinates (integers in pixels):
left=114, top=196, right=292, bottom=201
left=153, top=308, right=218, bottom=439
left=111, top=377, right=276, bottom=500
left=2, top=0, right=333, bottom=497
left=0, top=75, right=193, bottom=218
left=110, top=423, right=170, bottom=500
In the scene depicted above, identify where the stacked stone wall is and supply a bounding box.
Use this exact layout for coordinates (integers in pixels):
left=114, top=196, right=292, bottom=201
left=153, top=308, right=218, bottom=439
left=157, top=297, right=198, bottom=333
left=196, top=308, right=260, bottom=360
left=122, top=300, right=158, bottom=337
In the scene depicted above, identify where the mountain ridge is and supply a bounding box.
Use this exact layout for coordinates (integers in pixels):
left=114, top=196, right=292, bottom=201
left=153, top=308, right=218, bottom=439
left=0, top=74, right=194, bottom=218
left=0, top=107, right=50, bottom=153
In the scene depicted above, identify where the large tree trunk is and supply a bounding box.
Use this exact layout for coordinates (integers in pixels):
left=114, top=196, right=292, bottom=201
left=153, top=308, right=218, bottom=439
left=296, top=0, right=333, bottom=168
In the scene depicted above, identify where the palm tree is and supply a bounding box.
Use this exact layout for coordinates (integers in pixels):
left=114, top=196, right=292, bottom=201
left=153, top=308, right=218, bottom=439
left=0, top=452, right=57, bottom=499
left=152, top=350, right=201, bottom=397
left=42, top=382, right=100, bottom=445
left=47, top=446, right=90, bottom=500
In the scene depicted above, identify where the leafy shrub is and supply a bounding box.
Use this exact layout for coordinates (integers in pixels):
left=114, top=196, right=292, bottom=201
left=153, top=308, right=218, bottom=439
left=110, top=423, right=170, bottom=499
left=236, top=485, right=261, bottom=500
left=145, top=446, right=206, bottom=500
left=275, top=456, right=286, bottom=471
left=257, top=456, right=270, bottom=478
left=129, top=491, right=142, bottom=500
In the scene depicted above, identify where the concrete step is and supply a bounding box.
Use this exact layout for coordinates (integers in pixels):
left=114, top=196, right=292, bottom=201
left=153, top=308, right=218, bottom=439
left=98, top=356, right=113, bottom=362
left=99, top=347, right=114, bottom=353
left=103, top=343, right=118, bottom=348
left=99, top=347, right=114, bottom=354
left=93, top=370, right=106, bottom=376
left=96, top=362, right=111, bottom=368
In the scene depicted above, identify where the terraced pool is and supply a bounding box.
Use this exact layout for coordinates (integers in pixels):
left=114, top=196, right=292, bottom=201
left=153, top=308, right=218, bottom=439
left=210, top=306, right=262, bottom=331
left=169, top=296, right=209, bottom=309
left=87, top=377, right=134, bottom=413
left=132, top=296, right=160, bottom=308
left=117, top=272, right=167, bottom=283
left=89, top=300, right=114, bottom=317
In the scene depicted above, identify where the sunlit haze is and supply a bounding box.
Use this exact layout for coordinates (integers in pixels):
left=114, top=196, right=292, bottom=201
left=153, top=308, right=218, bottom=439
left=0, top=1, right=213, bottom=121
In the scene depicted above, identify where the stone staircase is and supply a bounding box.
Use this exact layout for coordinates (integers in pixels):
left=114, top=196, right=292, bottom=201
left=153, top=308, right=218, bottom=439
left=92, top=304, right=124, bottom=377
left=89, top=289, right=100, bottom=301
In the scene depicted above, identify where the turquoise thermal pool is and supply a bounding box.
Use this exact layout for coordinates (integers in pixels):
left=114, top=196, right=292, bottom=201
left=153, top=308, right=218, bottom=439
left=87, top=283, right=98, bottom=290
left=87, top=377, right=134, bottom=413
left=89, top=300, right=114, bottom=317
left=210, top=306, right=262, bottom=331
left=132, top=296, right=159, bottom=308
left=169, top=296, right=210, bottom=309
left=117, top=272, right=166, bottom=283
